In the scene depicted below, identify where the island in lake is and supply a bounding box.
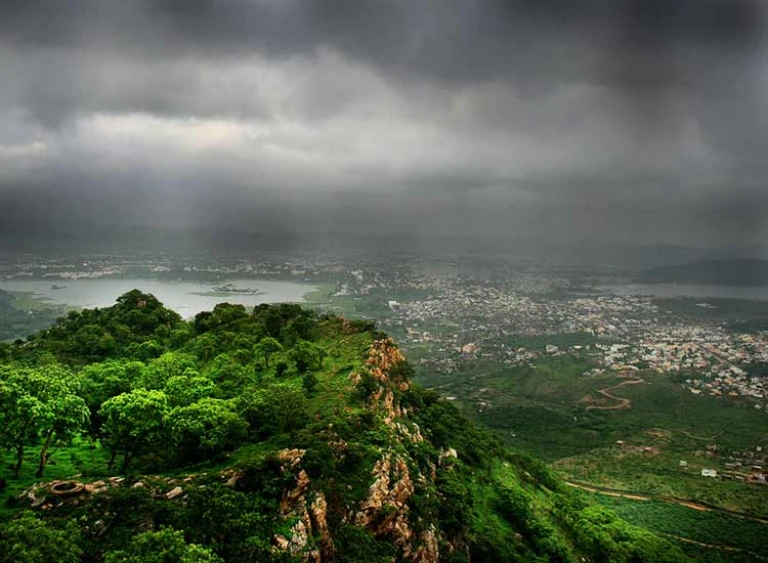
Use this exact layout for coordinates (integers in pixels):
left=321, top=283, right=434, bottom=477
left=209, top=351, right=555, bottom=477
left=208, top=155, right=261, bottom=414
left=205, top=283, right=265, bottom=295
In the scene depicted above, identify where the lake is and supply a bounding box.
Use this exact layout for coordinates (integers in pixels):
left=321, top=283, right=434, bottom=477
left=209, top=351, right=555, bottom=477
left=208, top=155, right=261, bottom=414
left=0, top=278, right=319, bottom=317
left=604, top=283, right=768, bottom=301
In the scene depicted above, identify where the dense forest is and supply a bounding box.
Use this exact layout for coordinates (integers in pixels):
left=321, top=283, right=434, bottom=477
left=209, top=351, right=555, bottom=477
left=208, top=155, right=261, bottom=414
left=0, top=290, right=690, bottom=562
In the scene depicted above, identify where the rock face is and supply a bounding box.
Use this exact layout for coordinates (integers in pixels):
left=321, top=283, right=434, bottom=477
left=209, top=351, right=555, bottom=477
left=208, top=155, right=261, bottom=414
left=270, top=338, right=447, bottom=563
left=272, top=445, right=436, bottom=562
left=355, top=454, right=416, bottom=552
left=355, top=338, right=420, bottom=436
left=365, top=337, right=409, bottom=391
left=272, top=448, right=333, bottom=562
left=411, top=527, right=439, bottom=563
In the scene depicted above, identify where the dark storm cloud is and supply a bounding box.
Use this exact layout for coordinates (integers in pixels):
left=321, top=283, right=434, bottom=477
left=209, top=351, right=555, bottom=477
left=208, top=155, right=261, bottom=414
left=0, top=0, right=766, bottom=247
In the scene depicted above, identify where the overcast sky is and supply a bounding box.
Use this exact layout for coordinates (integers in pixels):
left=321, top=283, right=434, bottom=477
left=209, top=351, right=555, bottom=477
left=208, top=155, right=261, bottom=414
left=1, top=0, right=766, bottom=248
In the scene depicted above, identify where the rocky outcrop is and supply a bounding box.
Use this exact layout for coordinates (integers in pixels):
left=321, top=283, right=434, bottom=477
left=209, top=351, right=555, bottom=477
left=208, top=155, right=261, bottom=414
left=365, top=337, right=409, bottom=391
left=410, top=526, right=439, bottom=563
left=355, top=453, right=427, bottom=560
left=21, top=476, right=128, bottom=509
left=272, top=448, right=332, bottom=562
left=353, top=338, right=418, bottom=434
left=19, top=474, right=204, bottom=510
left=310, top=493, right=333, bottom=555
left=344, top=339, right=445, bottom=561
left=165, top=486, right=183, bottom=499
left=277, top=448, right=306, bottom=468
left=271, top=442, right=439, bottom=563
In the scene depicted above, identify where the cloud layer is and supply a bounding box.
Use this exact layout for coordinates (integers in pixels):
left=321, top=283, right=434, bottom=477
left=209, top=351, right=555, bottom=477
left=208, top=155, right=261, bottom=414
left=1, top=0, right=766, bottom=247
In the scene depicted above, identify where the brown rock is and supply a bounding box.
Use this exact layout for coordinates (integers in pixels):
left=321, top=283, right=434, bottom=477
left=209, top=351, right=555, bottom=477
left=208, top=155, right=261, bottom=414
left=411, top=527, right=439, bottom=563
left=277, top=448, right=306, bottom=468
left=165, top=486, right=183, bottom=499
left=310, top=492, right=333, bottom=555
left=273, top=535, right=290, bottom=551
left=225, top=470, right=244, bottom=488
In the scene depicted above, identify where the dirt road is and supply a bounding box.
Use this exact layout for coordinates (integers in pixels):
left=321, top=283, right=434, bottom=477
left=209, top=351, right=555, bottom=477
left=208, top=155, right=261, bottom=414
left=585, top=379, right=645, bottom=410
left=564, top=481, right=768, bottom=523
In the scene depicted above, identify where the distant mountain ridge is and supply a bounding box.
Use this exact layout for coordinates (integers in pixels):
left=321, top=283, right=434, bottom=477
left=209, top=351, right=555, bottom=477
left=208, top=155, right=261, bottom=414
left=636, top=259, right=768, bottom=286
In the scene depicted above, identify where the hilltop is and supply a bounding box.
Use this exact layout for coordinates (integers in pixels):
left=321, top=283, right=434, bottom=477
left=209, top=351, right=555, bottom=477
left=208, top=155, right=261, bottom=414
left=0, top=291, right=689, bottom=562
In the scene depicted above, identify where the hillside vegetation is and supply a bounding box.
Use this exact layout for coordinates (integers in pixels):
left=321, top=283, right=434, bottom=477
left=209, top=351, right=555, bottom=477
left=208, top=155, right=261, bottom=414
left=0, top=291, right=690, bottom=562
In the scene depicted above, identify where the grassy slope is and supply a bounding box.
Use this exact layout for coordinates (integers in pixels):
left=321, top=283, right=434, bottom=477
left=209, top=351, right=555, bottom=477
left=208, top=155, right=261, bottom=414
left=409, top=353, right=768, bottom=558
left=586, top=494, right=768, bottom=563
left=435, top=356, right=767, bottom=509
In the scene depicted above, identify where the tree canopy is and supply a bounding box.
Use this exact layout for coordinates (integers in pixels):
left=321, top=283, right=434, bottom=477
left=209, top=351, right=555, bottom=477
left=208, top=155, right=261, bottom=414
left=0, top=365, right=89, bottom=477
left=100, top=388, right=169, bottom=471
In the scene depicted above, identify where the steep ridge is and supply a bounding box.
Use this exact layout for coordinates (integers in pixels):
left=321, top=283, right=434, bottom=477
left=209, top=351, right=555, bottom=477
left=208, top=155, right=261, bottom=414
left=0, top=292, right=691, bottom=562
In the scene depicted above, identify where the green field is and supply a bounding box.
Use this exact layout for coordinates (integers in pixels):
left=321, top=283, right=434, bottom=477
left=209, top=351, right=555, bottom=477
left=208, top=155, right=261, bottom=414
left=411, top=352, right=768, bottom=551
left=584, top=493, right=768, bottom=562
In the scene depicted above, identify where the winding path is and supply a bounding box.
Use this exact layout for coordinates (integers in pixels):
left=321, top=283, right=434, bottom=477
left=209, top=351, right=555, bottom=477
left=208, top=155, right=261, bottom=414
left=584, top=379, right=645, bottom=410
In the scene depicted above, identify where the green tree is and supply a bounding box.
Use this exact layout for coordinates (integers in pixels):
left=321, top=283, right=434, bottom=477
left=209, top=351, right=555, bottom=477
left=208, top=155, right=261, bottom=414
left=170, top=324, right=195, bottom=348
left=256, top=306, right=283, bottom=339
left=237, top=384, right=308, bottom=438
left=104, top=527, right=222, bottom=563
left=0, top=514, right=82, bottom=563
left=254, top=337, right=282, bottom=370
left=0, top=342, right=10, bottom=362
left=178, top=484, right=279, bottom=560
left=0, top=373, right=42, bottom=478
left=0, top=365, right=89, bottom=478
left=99, top=388, right=169, bottom=471
left=192, top=332, right=221, bottom=362
left=164, top=375, right=216, bottom=408
left=138, top=352, right=198, bottom=390
left=18, top=290, right=182, bottom=365
left=35, top=390, right=90, bottom=478
left=205, top=353, right=251, bottom=396
left=131, top=339, right=164, bottom=361
left=167, top=399, right=247, bottom=462
left=76, top=360, right=144, bottom=432
left=289, top=340, right=325, bottom=374
left=302, top=372, right=319, bottom=394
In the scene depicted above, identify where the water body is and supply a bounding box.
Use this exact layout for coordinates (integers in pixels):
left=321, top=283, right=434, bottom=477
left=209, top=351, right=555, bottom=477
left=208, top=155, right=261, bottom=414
left=605, top=283, right=768, bottom=301
left=0, top=278, right=319, bottom=317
